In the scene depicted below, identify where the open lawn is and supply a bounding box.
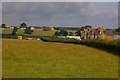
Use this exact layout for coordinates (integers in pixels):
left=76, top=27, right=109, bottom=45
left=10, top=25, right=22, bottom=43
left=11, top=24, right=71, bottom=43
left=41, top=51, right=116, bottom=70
left=2, top=39, right=118, bottom=78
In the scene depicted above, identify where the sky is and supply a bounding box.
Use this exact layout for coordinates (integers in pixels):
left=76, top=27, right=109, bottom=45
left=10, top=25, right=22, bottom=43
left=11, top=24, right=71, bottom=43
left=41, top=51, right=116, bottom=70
left=1, top=0, right=119, bottom=2
left=2, top=2, right=118, bottom=29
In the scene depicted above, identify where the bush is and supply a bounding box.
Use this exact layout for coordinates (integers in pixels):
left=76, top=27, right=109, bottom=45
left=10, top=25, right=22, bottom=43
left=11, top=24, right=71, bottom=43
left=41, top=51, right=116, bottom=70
left=24, top=27, right=33, bottom=35
left=43, top=27, right=50, bottom=31
left=59, top=30, right=68, bottom=36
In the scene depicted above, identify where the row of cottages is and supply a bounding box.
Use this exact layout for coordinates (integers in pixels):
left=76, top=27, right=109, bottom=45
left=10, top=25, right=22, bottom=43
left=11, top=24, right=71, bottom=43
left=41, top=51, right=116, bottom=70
left=6, top=26, right=54, bottom=31
left=80, top=27, right=118, bottom=40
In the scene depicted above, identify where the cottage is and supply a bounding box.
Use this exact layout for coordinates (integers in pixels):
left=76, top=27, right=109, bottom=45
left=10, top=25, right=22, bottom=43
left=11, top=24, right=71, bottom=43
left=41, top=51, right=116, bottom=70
left=9, top=26, right=15, bottom=29
left=30, top=26, right=35, bottom=30
left=104, top=31, right=118, bottom=40
left=17, top=36, right=22, bottom=40
left=34, top=27, right=44, bottom=31
left=49, top=27, right=54, bottom=31
left=80, top=26, right=118, bottom=40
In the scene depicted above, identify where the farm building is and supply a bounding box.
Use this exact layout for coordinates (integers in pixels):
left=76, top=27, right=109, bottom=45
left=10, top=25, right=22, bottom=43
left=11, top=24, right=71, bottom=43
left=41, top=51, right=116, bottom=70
left=58, top=36, right=81, bottom=40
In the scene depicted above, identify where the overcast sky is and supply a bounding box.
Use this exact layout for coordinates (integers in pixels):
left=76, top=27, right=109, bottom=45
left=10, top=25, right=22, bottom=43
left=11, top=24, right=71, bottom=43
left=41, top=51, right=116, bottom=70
left=1, top=0, right=119, bottom=2
left=2, top=2, right=118, bottom=28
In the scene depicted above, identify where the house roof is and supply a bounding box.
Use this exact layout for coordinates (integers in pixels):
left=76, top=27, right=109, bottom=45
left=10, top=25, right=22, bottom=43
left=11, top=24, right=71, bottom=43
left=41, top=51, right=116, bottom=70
left=34, top=27, right=42, bottom=29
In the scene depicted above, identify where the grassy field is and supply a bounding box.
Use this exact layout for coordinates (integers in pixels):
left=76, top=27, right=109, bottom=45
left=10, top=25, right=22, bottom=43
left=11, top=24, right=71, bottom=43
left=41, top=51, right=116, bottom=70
left=2, top=29, right=77, bottom=36
left=2, top=29, right=56, bottom=36
left=2, top=39, right=118, bottom=78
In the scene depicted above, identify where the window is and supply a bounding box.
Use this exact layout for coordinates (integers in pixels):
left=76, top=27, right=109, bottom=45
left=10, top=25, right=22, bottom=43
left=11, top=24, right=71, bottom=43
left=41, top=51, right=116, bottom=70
left=102, top=36, right=104, bottom=39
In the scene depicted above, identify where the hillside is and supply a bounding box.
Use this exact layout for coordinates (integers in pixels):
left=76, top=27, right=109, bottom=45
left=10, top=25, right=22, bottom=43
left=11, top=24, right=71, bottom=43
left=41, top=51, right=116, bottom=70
left=2, top=39, right=118, bottom=78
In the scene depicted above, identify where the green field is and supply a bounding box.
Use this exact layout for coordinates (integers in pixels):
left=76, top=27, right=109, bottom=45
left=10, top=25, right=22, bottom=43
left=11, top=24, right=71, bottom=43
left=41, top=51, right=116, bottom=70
left=2, top=29, right=77, bottom=36
left=2, top=39, right=118, bottom=78
left=2, top=29, right=56, bottom=36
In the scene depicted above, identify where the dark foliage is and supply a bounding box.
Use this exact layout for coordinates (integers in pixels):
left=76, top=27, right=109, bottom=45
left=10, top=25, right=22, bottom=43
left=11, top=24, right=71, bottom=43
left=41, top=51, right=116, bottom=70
left=54, top=31, right=60, bottom=36
left=20, top=22, right=27, bottom=28
left=12, top=27, right=18, bottom=35
left=85, top=25, right=92, bottom=29
left=116, top=27, right=120, bottom=32
left=69, top=32, right=73, bottom=36
left=1, top=24, right=6, bottom=28
left=24, top=27, right=33, bottom=35
left=59, top=30, right=68, bottom=36
left=43, top=27, right=50, bottom=31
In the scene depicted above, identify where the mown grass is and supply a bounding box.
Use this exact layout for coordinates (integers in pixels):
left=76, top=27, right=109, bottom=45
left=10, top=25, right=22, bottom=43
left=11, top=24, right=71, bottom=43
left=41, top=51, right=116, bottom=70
left=2, top=39, right=118, bottom=78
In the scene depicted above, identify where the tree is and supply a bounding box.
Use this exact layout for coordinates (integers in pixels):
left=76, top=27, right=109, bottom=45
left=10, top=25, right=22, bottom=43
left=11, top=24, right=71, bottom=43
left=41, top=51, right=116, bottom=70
left=75, top=28, right=84, bottom=36
left=69, top=32, right=73, bottom=36
left=1, top=24, right=6, bottom=28
left=116, top=27, right=120, bottom=32
left=56, top=27, right=60, bottom=30
left=12, top=27, right=18, bottom=35
left=24, top=27, right=33, bottom=35
left=95, top=28, right=98, bottom=30
left=75, top=26, right=86, bottom=36
left=75, top=30, right=80, bottom=36
left=106, top=28, right=111, bottom=30
left=59, top=29, right=68, bottom=36
left=20, top=22, right=27, bottom=28
left=43, top=27, right=50, bottom=31
left=85, top=25, right=92, bottom=29
left=54, top=31, right=60, bottom=36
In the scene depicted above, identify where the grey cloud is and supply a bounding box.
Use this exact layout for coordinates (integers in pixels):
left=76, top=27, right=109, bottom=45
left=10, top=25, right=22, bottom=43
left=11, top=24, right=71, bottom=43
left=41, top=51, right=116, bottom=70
left=2, top=2, right=118, bottom=28
left=2, top=0, right=119, bottom=2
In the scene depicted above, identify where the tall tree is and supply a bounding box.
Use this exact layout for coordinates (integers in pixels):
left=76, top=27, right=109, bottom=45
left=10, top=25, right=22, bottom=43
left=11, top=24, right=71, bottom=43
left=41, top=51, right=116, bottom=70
left=1, top=24, right=6, bottom=28
left=116, top=27, right=120, bottom=32
left=20, top=22, right=27, bottom=28
left=12, top=27, right=18, bottom=35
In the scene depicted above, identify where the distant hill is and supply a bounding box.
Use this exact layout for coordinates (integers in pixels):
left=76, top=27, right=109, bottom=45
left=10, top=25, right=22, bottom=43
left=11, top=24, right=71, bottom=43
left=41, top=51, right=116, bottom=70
left=54, top=27, right=79, bottom=30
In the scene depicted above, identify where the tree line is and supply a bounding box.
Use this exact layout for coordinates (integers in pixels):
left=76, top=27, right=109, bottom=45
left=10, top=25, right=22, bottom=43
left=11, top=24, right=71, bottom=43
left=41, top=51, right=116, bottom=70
left=1, top=23, right=120, bottom=35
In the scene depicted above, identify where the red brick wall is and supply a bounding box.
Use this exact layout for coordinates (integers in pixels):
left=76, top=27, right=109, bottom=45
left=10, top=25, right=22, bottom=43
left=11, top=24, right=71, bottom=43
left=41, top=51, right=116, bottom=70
left=84, top=35, right=87, bottom=39
left=90, top=35, right=94, bottom=39
left=99, top=34, right=106, bottom=39
left=105, top=36, right=114, bottom=40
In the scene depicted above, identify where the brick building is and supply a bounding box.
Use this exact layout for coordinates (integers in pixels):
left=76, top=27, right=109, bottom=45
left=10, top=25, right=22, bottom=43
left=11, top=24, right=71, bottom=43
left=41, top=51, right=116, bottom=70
left=80, top=26, right=118, bottom=40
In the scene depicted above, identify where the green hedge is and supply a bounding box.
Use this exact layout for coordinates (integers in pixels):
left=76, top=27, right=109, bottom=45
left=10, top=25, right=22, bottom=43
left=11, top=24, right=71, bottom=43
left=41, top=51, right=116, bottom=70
left=41, top=37, right=119, bottom=55
left=2, top=34, right=50, bottom=39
